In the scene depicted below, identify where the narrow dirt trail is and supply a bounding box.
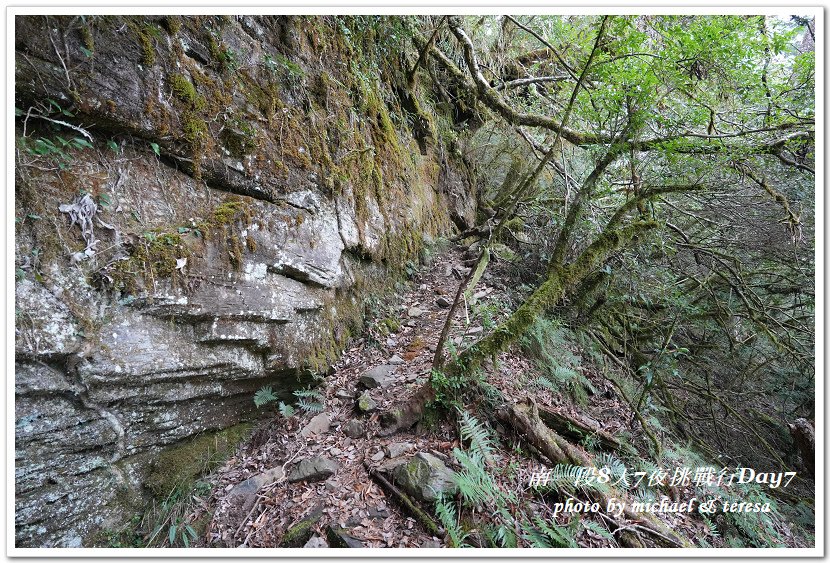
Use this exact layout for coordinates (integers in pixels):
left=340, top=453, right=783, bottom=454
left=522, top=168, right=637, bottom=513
left=196, top=243, right=499, bottom=548
left=188, top=242, right=721, bottom=549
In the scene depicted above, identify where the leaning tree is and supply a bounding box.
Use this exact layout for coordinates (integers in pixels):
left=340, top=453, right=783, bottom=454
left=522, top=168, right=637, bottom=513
left=384, top=14, right=815, bottom=475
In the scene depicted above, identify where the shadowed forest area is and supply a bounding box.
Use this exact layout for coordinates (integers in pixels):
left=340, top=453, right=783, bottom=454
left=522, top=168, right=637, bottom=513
left=14, top=14, right=815, bottom=550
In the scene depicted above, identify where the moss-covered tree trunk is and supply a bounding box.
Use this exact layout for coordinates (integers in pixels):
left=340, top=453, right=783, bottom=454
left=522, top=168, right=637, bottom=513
left=381, top=219, right=658, bottom=434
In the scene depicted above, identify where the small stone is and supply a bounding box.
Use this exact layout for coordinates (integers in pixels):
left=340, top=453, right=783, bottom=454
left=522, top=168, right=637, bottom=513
left=419, top=283, right=428, bottom=290
left=388, top=354, right=405, bottom=365
left=356, top=392, right=377, bottom=413
left=329, top=447, right=342, bottom=456
left=435, top=296, right=451, bottom=308
left=473, top=289, right=489, bottom=300
left=342, top=420, right=364, bottom=438
left=386, top=337, right=397, bottom=347
left=301, top=413, right=331, bottom=438
left=359, top=365, right=395, bottom=388
left=443, top=264, right=453, bottom=277
left=343, top=437, right=353, bottom=448
left=225, top=466, right=285, bottom=514
left=335, top=388, right=353, bottom=400
left=466, top=326, right=483, bottom=335
left=304, top=535, right=329, bottom=548
left=326, top=526, right=364, bottom=548
left=287, top=456, right=339, bottom=483
left=406, top=320, right=417, bottom=327
left=421, top=539, right=442, bottom=548
left=368, top=506, right=390, bottom=519
left=386, top=442, right=415, bottom=458
left=452, top=266, right=471, bottom=279
left=407, top=306, right=424, bottom=318
left=281, top=505, right=324, bottom=547
left=453, top=337, right=463, bottom=345
left=371, top=450, right=385, bottom=462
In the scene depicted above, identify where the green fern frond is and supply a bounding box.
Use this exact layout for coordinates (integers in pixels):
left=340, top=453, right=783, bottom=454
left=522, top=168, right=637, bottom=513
left=296, top=398, right=324, bottom=414
left=582, top=519, right=615, bottom=542
left=457, top=410, right=497, bottom=464
left=536, top=376, right=557, bottom=391
left=453, top=449, right=498, bottom=507
left=435, top=497, right=469, bottom=547
left=702, top=516, right=720, bottom=538
left=595, top=452, right=626, bottom=483
left=254, top=386, right=278, bottom=408
left=293, top=387, right=324, bottom=414
left=553, top=365, right=579, bottom=382
left=523, top=515, right=577, bottom=548
left=293, top=388, right=324, bottom=401
left=278, top=401, right=295, bottom=418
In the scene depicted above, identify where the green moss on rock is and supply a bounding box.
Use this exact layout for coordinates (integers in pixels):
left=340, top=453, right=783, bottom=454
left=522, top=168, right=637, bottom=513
left=145, top=423, right=252, bottom=497
left=280, top=506, right=323, bottom=547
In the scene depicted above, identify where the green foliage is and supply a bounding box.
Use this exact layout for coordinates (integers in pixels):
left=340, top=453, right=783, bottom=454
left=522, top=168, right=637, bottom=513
left=435, top=498, right=470, bottom=547
left=581, top=519, right=615, bottom=542
left=278, top=402, right=296, bottom=418
left=166, top=520, right=198, bottom=547
left=429, top=368, right=465, bottom=412
left=522, top=317, right=593, bottom=404
left=253, top=386, right=323, bottom=415
left=523, top=515, right=578, bottom=548
left=293, top=388, right=324, bottom=414
left=16, top=97, right=95, bottom=169
left=457, top=409, right=497, bottom=464
left=253, top=386, right=278, bottom=408
left=434, top=411, right=580, bottom=548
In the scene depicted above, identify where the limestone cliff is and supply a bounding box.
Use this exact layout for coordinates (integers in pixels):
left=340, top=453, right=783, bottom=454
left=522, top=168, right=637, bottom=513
left=14, top=15, right=476, bottom=546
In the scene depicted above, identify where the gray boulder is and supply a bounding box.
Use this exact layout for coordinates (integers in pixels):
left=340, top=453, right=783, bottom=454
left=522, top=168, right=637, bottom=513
left=390, top=452, right=457, bottom=503
left=359, top=365, right=395, bottom=388
left=287, top=457, right=339, bottom=483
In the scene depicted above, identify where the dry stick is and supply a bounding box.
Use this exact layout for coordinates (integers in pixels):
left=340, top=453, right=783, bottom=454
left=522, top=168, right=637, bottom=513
left=432, top=256, right=481, bottom=370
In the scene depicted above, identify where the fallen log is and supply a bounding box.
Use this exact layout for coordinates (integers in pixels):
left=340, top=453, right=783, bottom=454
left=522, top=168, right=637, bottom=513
left=536, top=405, right=625, bottom=453
left=497, top=398, right=692, bottom=548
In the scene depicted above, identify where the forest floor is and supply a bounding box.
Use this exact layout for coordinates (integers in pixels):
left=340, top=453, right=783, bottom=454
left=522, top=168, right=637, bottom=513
left=185, top=242, right=809, bottom=549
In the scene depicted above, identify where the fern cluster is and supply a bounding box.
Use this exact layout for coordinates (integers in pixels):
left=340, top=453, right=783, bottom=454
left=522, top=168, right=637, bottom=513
left=252, top=386, right=324, bottom=417
left=521, top=316, right=594, bottom=405
left=438, top=410, right=581, bottom=548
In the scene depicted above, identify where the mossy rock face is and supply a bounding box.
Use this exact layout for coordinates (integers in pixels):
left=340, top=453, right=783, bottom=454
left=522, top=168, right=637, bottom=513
left=13, top=13, right=474, bottom=548
left=145, top=423, right=252, bottom=497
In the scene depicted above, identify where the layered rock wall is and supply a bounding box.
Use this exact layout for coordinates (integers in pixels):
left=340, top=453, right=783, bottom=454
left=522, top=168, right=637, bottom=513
left=14, top=15, right=475, bottom=546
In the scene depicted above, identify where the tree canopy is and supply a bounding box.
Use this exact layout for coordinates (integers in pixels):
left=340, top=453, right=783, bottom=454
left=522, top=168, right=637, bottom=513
left=387, top=14, right=814, bottom=479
